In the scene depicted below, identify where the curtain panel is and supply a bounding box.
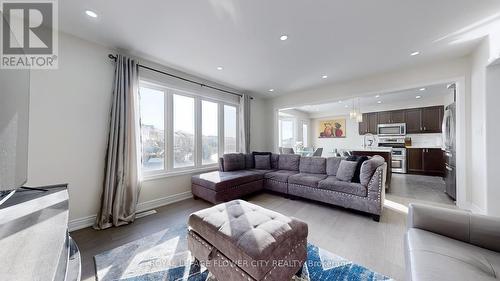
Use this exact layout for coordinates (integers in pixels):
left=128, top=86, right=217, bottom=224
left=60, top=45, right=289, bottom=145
left=95, top=54, right=142, bottom=230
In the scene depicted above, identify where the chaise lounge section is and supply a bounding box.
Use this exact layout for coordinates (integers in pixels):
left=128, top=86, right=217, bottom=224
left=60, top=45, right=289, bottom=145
left=191, top=152, right=386, bottom=220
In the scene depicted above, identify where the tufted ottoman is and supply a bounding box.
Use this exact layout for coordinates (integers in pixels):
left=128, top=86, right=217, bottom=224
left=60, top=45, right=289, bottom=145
left=187, top=200, right=308, bottom=281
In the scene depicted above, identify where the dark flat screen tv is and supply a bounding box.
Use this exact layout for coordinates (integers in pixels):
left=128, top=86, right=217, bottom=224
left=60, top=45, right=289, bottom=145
left=0, top=63, right=30, bottom=197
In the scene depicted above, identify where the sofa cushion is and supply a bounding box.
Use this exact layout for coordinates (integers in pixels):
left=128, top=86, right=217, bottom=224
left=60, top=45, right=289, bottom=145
left=192, top=170, right=262, bottom=191
left=336, top=160, right=357, bottom=182
left=288, top=173, right=328, bottom=187
left=270, top=154, right=279, bottom=169
left=406, top=228, right=500, bottom=281
left=299, top=157, right=326, bottom=174
left=264, top=170, right=299, bottom=182
left=223, top=153, right=246, bottom=171
left=278, top=154, right=300, bottom=171
left=255, top=155, right=271, bottom=170
left=326, top=157, right=343, bottom=176
left=360, top=155, right=385, bottom=186
left=248, top=169, right=275, bottom=175
left=317, top=176, right=367, bottom=197
left=346, top=155, right=369, bottom=183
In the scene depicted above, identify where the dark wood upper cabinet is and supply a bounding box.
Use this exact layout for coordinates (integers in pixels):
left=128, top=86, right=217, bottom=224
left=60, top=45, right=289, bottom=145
left=377, top=111, right=391, bottom=124
left=367, top=113, right=378, bottom=134
left=405, top=108, right=422, bottom=134
left=358, top=105, right=444, bottom=134
left=422, top=106, right=444, bottom=133
left=391, top=110, right=406, bottom=123
left=358, top=112, right=379, bottom=134
left=358, top=113, right=369, bottom=135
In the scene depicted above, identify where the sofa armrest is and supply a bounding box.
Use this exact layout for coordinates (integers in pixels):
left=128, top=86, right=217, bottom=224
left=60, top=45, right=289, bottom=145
left=408, top=203, right=500, bottom=252
left=367, top=163, right=386, bottom=202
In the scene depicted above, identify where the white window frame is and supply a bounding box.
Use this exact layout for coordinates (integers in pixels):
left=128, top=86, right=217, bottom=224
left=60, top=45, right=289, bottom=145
left=278, top=117, right=296, bottom=148
left=139, top=80, right=239, bottom=179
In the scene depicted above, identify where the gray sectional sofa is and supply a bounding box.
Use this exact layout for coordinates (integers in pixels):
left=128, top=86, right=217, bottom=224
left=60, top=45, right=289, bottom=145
left=191, top=153, right=387, bottom=221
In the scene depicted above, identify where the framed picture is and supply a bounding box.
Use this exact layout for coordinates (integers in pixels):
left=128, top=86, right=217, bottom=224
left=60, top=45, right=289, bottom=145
left=319, top=119, right=346, bottom=138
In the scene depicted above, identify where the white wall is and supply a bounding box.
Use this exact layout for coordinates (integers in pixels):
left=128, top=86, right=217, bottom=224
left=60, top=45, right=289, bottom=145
left=26, top=32, right=271, bottom=227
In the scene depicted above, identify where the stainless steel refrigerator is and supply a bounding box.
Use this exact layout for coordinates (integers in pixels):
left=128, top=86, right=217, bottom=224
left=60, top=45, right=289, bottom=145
left=442, top=102, right=456, bottom=200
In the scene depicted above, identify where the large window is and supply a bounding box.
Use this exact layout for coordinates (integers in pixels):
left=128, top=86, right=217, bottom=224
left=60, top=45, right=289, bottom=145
left=140, top=87, right=165, bottom=171
left=173, top=94, right=194, bottom=168
left=224, top=105, right=237, bottom=153
left=202, top=100, right=219, bottom=165
left=279, top=118, right=295, bottom=148
left=139, top=83, right=238, bottom=177
left=302, top=122, right=309, bottom=147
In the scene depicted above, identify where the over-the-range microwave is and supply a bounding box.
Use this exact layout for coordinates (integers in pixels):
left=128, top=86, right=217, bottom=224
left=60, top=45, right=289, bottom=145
left=377, top=123, right=406, bottom=136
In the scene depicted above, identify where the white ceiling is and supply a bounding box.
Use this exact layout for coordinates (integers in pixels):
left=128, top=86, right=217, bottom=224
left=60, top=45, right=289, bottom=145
left=293, top=83, right=454, bottom=117
left=58, top=0, right=500, bottom=97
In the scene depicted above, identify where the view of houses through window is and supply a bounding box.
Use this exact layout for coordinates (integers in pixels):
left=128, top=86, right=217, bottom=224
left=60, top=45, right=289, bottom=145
left=139, top=83, right=238, bottom=176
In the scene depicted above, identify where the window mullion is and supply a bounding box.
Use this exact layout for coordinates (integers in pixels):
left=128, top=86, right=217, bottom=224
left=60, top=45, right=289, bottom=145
left=219, top=103, right=224, bottom=157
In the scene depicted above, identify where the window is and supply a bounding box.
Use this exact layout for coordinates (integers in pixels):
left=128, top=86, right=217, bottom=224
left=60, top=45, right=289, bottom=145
left=224, top=105, right=237, bottom=153
left=202, top=100, right=219, bottom=165
left=302, top=122, right=309, bottom=147
left=140, top=87, right=165, bottom=171
left=279, top=118, right=295, bottom=148
left=173, top=94, right=194, bottom=168
left=138, top=82, right=239, bottom=177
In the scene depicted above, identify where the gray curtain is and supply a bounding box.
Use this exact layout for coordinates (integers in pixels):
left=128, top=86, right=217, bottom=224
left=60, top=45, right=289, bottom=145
left=95, top=54, right=142, bottom=230
left=239, top=94, right=251, bottom=153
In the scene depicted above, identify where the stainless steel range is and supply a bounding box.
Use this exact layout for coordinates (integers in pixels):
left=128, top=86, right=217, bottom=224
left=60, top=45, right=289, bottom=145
left=378, top=136, right=407, bottom=174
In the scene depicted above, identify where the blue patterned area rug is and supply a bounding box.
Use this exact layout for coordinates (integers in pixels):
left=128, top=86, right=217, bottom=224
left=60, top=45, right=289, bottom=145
left=94, top=226, right=392, bottom=281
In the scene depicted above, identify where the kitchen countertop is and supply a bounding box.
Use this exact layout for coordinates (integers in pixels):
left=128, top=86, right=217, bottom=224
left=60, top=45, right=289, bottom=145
left=345, top=147, right=393, bottom=152
left=406, top=146, right=443, bottom=149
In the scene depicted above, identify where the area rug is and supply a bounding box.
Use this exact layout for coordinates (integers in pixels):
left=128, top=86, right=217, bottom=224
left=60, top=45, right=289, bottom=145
left=94, top=226, right=392, bottom=281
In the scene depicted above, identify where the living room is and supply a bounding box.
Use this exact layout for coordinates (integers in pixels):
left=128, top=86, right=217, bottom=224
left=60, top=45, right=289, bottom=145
left=1, top=1, right=500, bottom=281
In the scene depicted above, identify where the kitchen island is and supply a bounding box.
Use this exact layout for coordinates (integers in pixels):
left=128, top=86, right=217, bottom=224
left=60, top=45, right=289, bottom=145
left=349, top=147, right=392, bottom=189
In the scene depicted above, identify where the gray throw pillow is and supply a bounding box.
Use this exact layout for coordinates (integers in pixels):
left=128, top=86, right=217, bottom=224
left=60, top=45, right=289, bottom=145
left=223, top=153, right=246, bottom=171
left=336, top=160, right=358, bottom=182
left=254, top=155, right=271, bottom=170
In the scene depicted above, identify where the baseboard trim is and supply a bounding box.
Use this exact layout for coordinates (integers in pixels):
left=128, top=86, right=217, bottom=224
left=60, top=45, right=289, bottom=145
left=68, top=191, right=193, bottom=232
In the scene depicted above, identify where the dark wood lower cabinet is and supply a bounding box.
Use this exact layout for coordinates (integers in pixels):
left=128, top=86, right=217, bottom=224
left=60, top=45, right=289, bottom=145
left=407, top=148, right=444, bottom=177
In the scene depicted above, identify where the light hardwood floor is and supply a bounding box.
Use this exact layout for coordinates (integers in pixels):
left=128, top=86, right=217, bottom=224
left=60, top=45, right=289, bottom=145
left=72, top=173, right=454, bottom=281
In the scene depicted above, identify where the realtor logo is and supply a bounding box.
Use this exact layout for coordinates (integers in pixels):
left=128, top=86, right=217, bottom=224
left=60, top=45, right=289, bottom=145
left=1, top=0, right=58, bottom=69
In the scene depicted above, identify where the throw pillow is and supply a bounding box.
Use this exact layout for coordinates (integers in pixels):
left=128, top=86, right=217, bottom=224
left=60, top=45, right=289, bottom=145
left=254, top=155, right=271, bottom=170
left=346, top=155, right=369, bottom=183
left=336, top=160, right=358, bottom=182
left=223, top=153, right=246, bottom=171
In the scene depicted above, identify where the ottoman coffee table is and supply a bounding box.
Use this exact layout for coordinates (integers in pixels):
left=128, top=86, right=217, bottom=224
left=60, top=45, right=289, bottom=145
left=188, top=200, right=308, bottom=281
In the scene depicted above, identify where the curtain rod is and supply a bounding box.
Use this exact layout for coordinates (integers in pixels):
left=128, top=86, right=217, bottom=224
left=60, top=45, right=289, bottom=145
left=108, top=54, right=252, bottom=99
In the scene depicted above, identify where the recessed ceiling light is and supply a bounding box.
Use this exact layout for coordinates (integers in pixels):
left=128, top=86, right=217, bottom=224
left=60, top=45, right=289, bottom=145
left=322, top=75, right=328, bottom=79
left=419, top=87, right=426, bottom=91
left=377, top=101, right=382, bottom=104
left=85, top=10, right=98, bottom=18
left=280, top=35, right=288, bottom=41
left=410, top=51, right=420, bottom=56
left=338, top=100, right=342, bottom=103
left=344, top=105, right=349, bottom=108
left=216, top=66, right=223, bottom=70
left=375, top=94, right=380, bottom=98
left=268, top=89, right=274, bottom=92
left=416, top=95, right=422, bottom=99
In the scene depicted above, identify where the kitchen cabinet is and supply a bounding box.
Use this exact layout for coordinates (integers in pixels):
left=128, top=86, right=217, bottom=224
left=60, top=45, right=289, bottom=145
left=358, top=112, right=378, bottom=134
left=405, top=108, right=423, bottom=134
left=407, top=148, right=444, bottom=176
left=358, top=105, right=444, bottom=134
left=422, top=106, right=444, bottom=133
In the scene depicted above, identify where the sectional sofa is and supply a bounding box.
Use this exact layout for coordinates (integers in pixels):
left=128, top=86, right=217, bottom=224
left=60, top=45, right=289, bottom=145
left=191, top=153, right=387, bottom=221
